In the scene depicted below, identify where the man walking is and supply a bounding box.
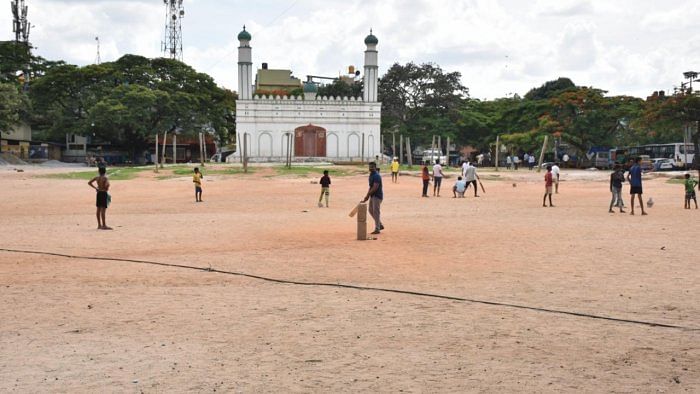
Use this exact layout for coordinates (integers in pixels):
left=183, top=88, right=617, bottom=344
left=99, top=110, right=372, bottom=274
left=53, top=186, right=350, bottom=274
left=362, top=162, right=384, bottom=234
left=627, top=157, right=647, bottom=215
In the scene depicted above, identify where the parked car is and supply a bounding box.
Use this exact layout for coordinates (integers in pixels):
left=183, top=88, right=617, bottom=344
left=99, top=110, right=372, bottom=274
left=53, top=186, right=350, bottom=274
left=652, top=158, right=674, bottom=171
left=210, top=151, right=236, bottom=163
left=639, top=155, right=653, bottom=171
left=421, top=149, right=447, bottom=165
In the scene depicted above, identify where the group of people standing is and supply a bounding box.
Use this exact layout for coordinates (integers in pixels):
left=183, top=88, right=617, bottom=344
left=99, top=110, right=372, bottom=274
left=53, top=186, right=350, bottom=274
left=506, top=153, right=537, bottom=170
left=419, top=160, right=480, bottom=198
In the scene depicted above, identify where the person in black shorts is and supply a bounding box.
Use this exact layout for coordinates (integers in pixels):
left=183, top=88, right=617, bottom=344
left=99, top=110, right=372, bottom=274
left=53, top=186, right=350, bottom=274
left=88, top=166, right=112, bottom=230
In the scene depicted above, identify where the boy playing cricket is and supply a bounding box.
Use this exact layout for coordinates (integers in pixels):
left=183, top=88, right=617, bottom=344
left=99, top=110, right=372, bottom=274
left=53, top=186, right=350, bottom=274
left=684, top=173, right=698, bottom=209
left=318, top=170, right=331, bottom=207
left=193, top=167, right=203, bottom=202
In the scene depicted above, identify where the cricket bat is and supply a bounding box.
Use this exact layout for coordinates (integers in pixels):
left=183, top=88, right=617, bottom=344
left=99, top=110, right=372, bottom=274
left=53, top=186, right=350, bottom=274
left=478, top=179, right=486, bottom=193
left=348, top=203, right=362, bottom=217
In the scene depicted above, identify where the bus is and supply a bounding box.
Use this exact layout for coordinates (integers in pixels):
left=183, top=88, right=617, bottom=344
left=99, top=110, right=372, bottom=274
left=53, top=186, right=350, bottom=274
left=614, top=143, right=695, bottom=169
left=643, top=143, right=695, bottom=169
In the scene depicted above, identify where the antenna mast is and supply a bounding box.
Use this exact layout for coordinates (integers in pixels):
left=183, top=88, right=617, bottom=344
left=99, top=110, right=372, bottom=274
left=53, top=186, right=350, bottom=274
left=11, top=0, right=30, bottom=44
left=11, top=0, right=31, bottom=91
left=95, top=36, right=101, bottom=64
left=161, top=0, right=184, bottom=61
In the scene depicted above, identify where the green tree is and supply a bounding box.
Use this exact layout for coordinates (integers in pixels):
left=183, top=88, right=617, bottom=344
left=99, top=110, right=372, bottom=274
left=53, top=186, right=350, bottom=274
left=29, top=55, right=236, bottom=156
left=378, top=62, right=468, bottom=146
left=317, top=79, right=362, bottom=98
left=0, top=82, right=28, bottom=132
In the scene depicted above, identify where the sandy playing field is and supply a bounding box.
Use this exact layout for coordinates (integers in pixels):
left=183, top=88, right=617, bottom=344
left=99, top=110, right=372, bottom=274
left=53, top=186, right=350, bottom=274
left=1, top=164, right=698, bottom=392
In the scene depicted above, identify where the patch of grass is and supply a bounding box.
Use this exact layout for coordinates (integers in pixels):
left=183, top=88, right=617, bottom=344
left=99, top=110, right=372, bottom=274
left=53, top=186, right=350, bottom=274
left=42, top=167, right=147, bottom=181
left=273, top=166, right=361, bottom=177
left=666, top=178, right=686, bottom=185
left=171, top=167, right=253, bottom=176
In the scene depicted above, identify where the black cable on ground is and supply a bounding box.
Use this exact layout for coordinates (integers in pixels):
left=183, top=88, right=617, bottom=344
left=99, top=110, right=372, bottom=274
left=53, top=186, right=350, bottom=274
left=1, top=248, right=697, bottom=332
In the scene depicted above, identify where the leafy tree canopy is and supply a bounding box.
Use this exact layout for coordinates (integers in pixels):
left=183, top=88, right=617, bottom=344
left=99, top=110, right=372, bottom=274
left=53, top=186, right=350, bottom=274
left=29, top=55, right=236, bottom=155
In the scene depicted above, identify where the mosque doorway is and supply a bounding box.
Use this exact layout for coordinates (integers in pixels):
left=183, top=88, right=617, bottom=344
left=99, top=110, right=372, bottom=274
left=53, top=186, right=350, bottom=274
left=294, top=124, right=326, bottom=157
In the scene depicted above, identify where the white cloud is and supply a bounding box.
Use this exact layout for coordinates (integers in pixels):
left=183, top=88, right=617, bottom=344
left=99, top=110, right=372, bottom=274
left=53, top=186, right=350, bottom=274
left=2, top=0, right=698, bottom=99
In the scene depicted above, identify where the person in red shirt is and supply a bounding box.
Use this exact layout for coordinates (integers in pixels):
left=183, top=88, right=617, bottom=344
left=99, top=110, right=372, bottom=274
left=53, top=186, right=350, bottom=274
left=543, top=165, right=554, bottom=207
left=421, top=165, right=431, bottom=197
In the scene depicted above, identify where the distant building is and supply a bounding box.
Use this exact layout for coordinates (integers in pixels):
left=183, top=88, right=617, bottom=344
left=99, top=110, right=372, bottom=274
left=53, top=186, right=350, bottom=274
left=232, top=27, right=381, bottom=162
left=255, top=66, right=302, bottom=95
left=0, top=122, right=32, bottom=160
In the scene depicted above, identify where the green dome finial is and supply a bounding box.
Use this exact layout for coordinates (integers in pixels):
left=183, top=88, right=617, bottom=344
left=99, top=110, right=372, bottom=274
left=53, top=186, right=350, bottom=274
left=364, top=29, right=378, bottom=45
left=238, top=25, right=251, bottom=41
left=303, top=81, right=318, bottom=93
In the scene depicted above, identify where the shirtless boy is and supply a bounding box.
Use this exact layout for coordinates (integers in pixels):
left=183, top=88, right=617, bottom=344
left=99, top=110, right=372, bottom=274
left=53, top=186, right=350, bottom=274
left=88, top=167, right=112, bottom=230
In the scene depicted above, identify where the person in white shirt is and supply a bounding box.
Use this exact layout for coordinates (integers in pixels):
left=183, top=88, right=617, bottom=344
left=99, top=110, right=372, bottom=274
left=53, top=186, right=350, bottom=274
left=464, top=162, right=480, bottom=197
left=453, top=176, right=467, bottom=198
left=432, top=160, right=444, bottom=197
left=551, top=163, right=561, bottom=193
left=528, top=154, right=536, bottom=170
left=461, top=160, right=469, bottom=178
left=513, top=155, right=520, bottom=170
left=506, top=155, right=512, bottom=170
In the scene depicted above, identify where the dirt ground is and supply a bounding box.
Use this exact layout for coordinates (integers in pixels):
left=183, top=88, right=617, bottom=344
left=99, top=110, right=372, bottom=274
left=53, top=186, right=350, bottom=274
left=0, top=164, right=698, bottom=393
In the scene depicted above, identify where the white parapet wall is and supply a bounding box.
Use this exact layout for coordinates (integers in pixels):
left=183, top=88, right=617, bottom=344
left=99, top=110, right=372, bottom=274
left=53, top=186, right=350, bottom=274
left=232, top=95, right=382, bottom=163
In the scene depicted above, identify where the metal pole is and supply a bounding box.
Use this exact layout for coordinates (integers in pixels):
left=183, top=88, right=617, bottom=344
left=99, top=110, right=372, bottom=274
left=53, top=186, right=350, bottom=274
left=392, top=133, right=396, bottom=162
left=431, top=135, right=436, bottom=164
left=172, top=133, right=177, bottom=164
left=238, top=132, right=243, bottom=164
left=437, top=136, right=442, bottom=164
left=446, top=137, right=450, bottom=167
left=399, top=134, right=404, bottom=165
left=243, top=133, right=248, bottom=173
left=537, top=135, right=549, bottom=173
left=406, top=137, right=413, bottom=168
left=154, top=133, right=159, bottom=173
left=361, top=133, right=365, bottom=163
left=161, top=131, right=168, bottom=168
left=495, top=135, right=500, bottom=172
left=684, top=124, right=689, bottom=169
left=199, top=132, right=205, bottom=166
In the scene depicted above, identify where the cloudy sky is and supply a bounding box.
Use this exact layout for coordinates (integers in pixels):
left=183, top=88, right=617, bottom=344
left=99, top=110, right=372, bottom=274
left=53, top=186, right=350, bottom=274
left=2, top=0, right=699, bottom=99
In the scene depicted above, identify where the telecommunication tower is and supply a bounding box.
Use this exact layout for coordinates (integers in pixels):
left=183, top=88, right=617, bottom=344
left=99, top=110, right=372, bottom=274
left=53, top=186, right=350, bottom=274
left=161, top=0, right=184, bottom=61
left=11, top=0, right=30, bottom=44
left=11, top=0, right=31, bottom=91
left=95, top=36, right=101, bottom=64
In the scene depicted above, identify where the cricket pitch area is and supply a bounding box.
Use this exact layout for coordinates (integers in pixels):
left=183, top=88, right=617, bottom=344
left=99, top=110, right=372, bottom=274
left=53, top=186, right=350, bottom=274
left=1, top=164, right=698, bottom=392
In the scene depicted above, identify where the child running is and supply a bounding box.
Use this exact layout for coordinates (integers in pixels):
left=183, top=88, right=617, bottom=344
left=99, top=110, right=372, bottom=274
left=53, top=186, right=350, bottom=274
left=193, top=167, right=203, bottom=202
left=318, top=170, right=331, bottom=207
left=684, top=173, right=698, bottom=209
left=88, top=166, right=112, bottom=230
left=543, top=165, right=554, bottom=207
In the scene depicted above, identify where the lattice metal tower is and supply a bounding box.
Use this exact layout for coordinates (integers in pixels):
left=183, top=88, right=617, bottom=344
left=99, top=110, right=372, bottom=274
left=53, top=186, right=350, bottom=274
left=11, top=0, right=30, bottom=44
left=161, top=0, right=184, bottom=61
left=95, top=36, right=101, bottom=64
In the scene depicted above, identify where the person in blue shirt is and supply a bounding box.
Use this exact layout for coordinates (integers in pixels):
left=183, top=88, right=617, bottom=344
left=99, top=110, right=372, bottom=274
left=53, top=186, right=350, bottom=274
left=626, top=157, right=647, bottom=215
left=362, top=162, right=384, bottom=234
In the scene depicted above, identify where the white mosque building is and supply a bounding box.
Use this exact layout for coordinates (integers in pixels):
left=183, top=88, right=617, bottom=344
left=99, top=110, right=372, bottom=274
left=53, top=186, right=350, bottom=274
left=230, top=27, right=382, bottom=162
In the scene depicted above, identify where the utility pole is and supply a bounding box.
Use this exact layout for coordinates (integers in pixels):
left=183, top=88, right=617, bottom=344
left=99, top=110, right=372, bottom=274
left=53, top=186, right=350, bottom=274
left=161, top=0, right=185, bottom=61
